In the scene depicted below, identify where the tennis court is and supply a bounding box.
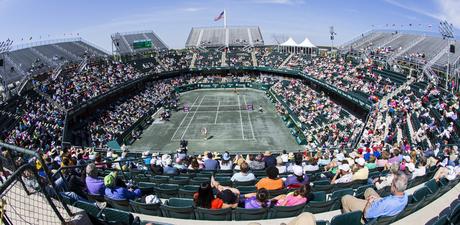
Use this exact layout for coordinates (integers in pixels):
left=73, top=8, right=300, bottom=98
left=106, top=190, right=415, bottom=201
left=129, top=89, right=301, bottom=153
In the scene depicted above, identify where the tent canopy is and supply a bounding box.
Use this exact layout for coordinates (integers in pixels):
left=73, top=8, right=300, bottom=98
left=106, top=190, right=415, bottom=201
left=280, top=37, right=298, bottom=46
left=298, top=38, right=316, bottom=48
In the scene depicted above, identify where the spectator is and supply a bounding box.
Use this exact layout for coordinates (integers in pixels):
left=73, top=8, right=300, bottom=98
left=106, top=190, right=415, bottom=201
left=163, top=158, right=179, bottom=175
left=193, top=182, right=223, bottom=209
left=231, top=162, right=256, bottom=182
left=249, top=154, right=265, bottom=170
left=263, top=151, right=276, bottom=168
left=219, top=151, right=233, bottom=170
left=256, top=166, right=283, bottom=190
left=285, top=166, right=309, bottom=189
left=372, top=163, right=399, bottom=190
left=275, top=183, right=311, bottom=206
left=341, top=171, right=408, bottom=220
left=331, top=164, right=352, bottom=184
left=85, top=163, right=105, bottom=196
left=204, top=152, right=219, bottom=170
left=105, top=176, right=141, bottom=200
left=276, top=156, right=287, bottom=174
left=352, top=158, right=369, bottom=181
left=244, top=188, right=272, bottom=209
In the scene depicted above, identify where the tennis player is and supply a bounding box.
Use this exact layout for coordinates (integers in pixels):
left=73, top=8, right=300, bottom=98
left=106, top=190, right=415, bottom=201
left=201, top=127, right=208, bottom=140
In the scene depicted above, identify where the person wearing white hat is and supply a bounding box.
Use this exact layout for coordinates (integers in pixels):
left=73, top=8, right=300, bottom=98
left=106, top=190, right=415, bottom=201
left=284, top=165, right=309, bottom=188
left=331, top=164, right=352, bottom=184
left=352, top=158, right=369, bottom=181
left=219, top=151, right=233, bottom=170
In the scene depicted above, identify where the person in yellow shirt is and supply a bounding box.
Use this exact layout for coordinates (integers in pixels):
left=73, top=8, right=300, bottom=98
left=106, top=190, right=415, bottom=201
left=352, top=158, right=369, bottom=181
left=256, top=166, right=284, bottom=190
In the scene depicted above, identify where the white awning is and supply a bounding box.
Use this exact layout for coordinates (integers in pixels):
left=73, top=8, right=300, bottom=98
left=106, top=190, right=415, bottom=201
left=298, top=37, right=316, bottom=48
left=280, top=37, right=298, bottom=46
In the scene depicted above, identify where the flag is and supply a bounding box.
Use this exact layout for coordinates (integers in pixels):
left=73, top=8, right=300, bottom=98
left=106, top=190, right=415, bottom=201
left=214, top=11, right=224, bottom=21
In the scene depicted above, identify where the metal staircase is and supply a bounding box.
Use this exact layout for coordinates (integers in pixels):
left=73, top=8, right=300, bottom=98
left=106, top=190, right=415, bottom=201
left=30, top=48, right=58, bottom=67
left=387, top=36, right=426, bottom=67
left=279, top=53, right=293, bottom=68
left=53, top=44, right=82, bottom=61
left=3, top=54, right=27, bottom=76
left=190, top=52, right=197, bottom=69
left=251, top=51, right=258, bottom=67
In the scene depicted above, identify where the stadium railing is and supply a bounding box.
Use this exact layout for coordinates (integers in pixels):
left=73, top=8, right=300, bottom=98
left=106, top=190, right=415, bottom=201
left=0, top=142, right=73, bottom=225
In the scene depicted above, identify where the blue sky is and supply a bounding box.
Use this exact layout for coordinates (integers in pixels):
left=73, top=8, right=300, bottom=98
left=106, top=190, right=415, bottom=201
left=0, top=0, right=459, bottom=51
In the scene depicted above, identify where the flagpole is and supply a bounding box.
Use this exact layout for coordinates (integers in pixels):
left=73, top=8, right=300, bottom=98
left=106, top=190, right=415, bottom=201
left=224, top=9, right=227, bottom=28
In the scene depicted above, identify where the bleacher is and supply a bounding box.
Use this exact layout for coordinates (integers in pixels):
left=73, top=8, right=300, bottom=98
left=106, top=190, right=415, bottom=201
left=111, top=30, right=168, bottom=55
left=54, top=157, right=459, bottom=224
left=194, top=48, right=223, bottom=68
left=0, top=38, right=108, bottom=85
left=185, top=26, right=264, bottom=48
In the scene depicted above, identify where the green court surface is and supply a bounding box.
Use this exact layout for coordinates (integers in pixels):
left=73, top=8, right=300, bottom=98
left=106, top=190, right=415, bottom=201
left=129, top=89, right=301, bottom=154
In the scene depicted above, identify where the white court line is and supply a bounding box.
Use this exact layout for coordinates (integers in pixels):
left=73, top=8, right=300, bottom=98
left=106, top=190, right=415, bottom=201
left=238, top=95, right=245, bottom=140
left=171, top=138, right=256, bottom=142
left=170, top=96, right=199, bottom=141
left=190, top=104, right=239, bottom=107
left=177, top=110, right=249, bottom=113
left=214, top=100, right=220, bottom=124
left=244, top=95, right=256, bottom=140
left=180, top=96, right=206, bottom=140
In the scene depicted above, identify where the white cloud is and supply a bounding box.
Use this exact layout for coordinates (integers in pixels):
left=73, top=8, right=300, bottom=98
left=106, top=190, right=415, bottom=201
left=181, top=7, right=206, bottom=12
left=436, top=0, right=460, bottom=28
left=385, top=0, right=460, bottom=29
left=252, top=0, right=305, bottom=5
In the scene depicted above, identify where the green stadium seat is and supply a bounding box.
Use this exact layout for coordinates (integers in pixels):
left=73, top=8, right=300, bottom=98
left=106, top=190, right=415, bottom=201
left=189, top=177, right=210, bottom=185
left=268, top=188, right=288, bottom=197
left=310, top=191, right=326, bottom=202
left=330, top=210, right=362, bottom=225
left=432, top=215, right=449, bottom=225
left=74, top=200, right=101, bottom=218
left=448, top=200, right=460, bottom=224
left=154, top=184, right=180, bottom=199
left=150, top=175, right=169, bottom=183
left=178, top=185, right=199, bottom=198
left=304, top=200, right=335, bottom=214
left=195, top=207, right=232, bottom=221
left=233, top=180, right=256, bottom=187
left=268, top=203, right=306, bottom=219
left=169, top=177, right=190, bottom=185
left=214, top=176, right=232, bottom=186
left=237, top=186, right=257, bottom=194
left=129, top=200, right=162, bottom=216
left=104, top=197, right=130, bottom=211
left=252, top=170, right=267, bottom=177
left=137, top=182, right=156, bottom=195
left=233, top=207, right=268, bottom=221
left=354, top=185, right=373, bottom=199
left=160, top=198, right=195, bottom=219
left=330, top=188, right=354, bottom=210
left=412, top=186, right=431, bottom=203
left=87, top=193, right=106, bottom=202
left=100, top=207, right=137, bottom=225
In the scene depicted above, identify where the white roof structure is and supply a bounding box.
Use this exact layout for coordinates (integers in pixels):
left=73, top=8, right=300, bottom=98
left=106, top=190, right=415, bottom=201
left=298, top=38, right=316, bottom=48
left=280, top=37, right=298, bottom=46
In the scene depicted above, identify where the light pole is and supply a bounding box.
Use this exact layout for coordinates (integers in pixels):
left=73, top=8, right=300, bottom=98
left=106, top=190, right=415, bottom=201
left=0, top=39, right=14, bottom=99
left=329, top=26, right=337, bottom=57
left=438, top=20, right=454, bottom=91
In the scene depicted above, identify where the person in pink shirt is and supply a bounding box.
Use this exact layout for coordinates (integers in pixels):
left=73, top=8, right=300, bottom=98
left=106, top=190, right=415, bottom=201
left=275, top=183, right=311, bottom=207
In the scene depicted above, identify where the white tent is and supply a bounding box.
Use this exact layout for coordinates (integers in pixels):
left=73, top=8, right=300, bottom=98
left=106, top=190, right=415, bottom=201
left=280, top=37, right=298, bottom=46
left=279, top=37, right=317, bottom=55
left=298, top=38, right=316, bottom=48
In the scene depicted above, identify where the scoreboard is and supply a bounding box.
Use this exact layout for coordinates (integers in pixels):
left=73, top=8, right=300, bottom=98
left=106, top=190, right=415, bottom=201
left=133, top=39, right=152, bottom=49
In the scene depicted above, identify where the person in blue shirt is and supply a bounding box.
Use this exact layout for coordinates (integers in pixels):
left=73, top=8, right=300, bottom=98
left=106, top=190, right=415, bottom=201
left=341, top=171, right=408, bottom=221
left=105, top=176, right=142, bottom=200
left=203, top=152, right=219, bottom=171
